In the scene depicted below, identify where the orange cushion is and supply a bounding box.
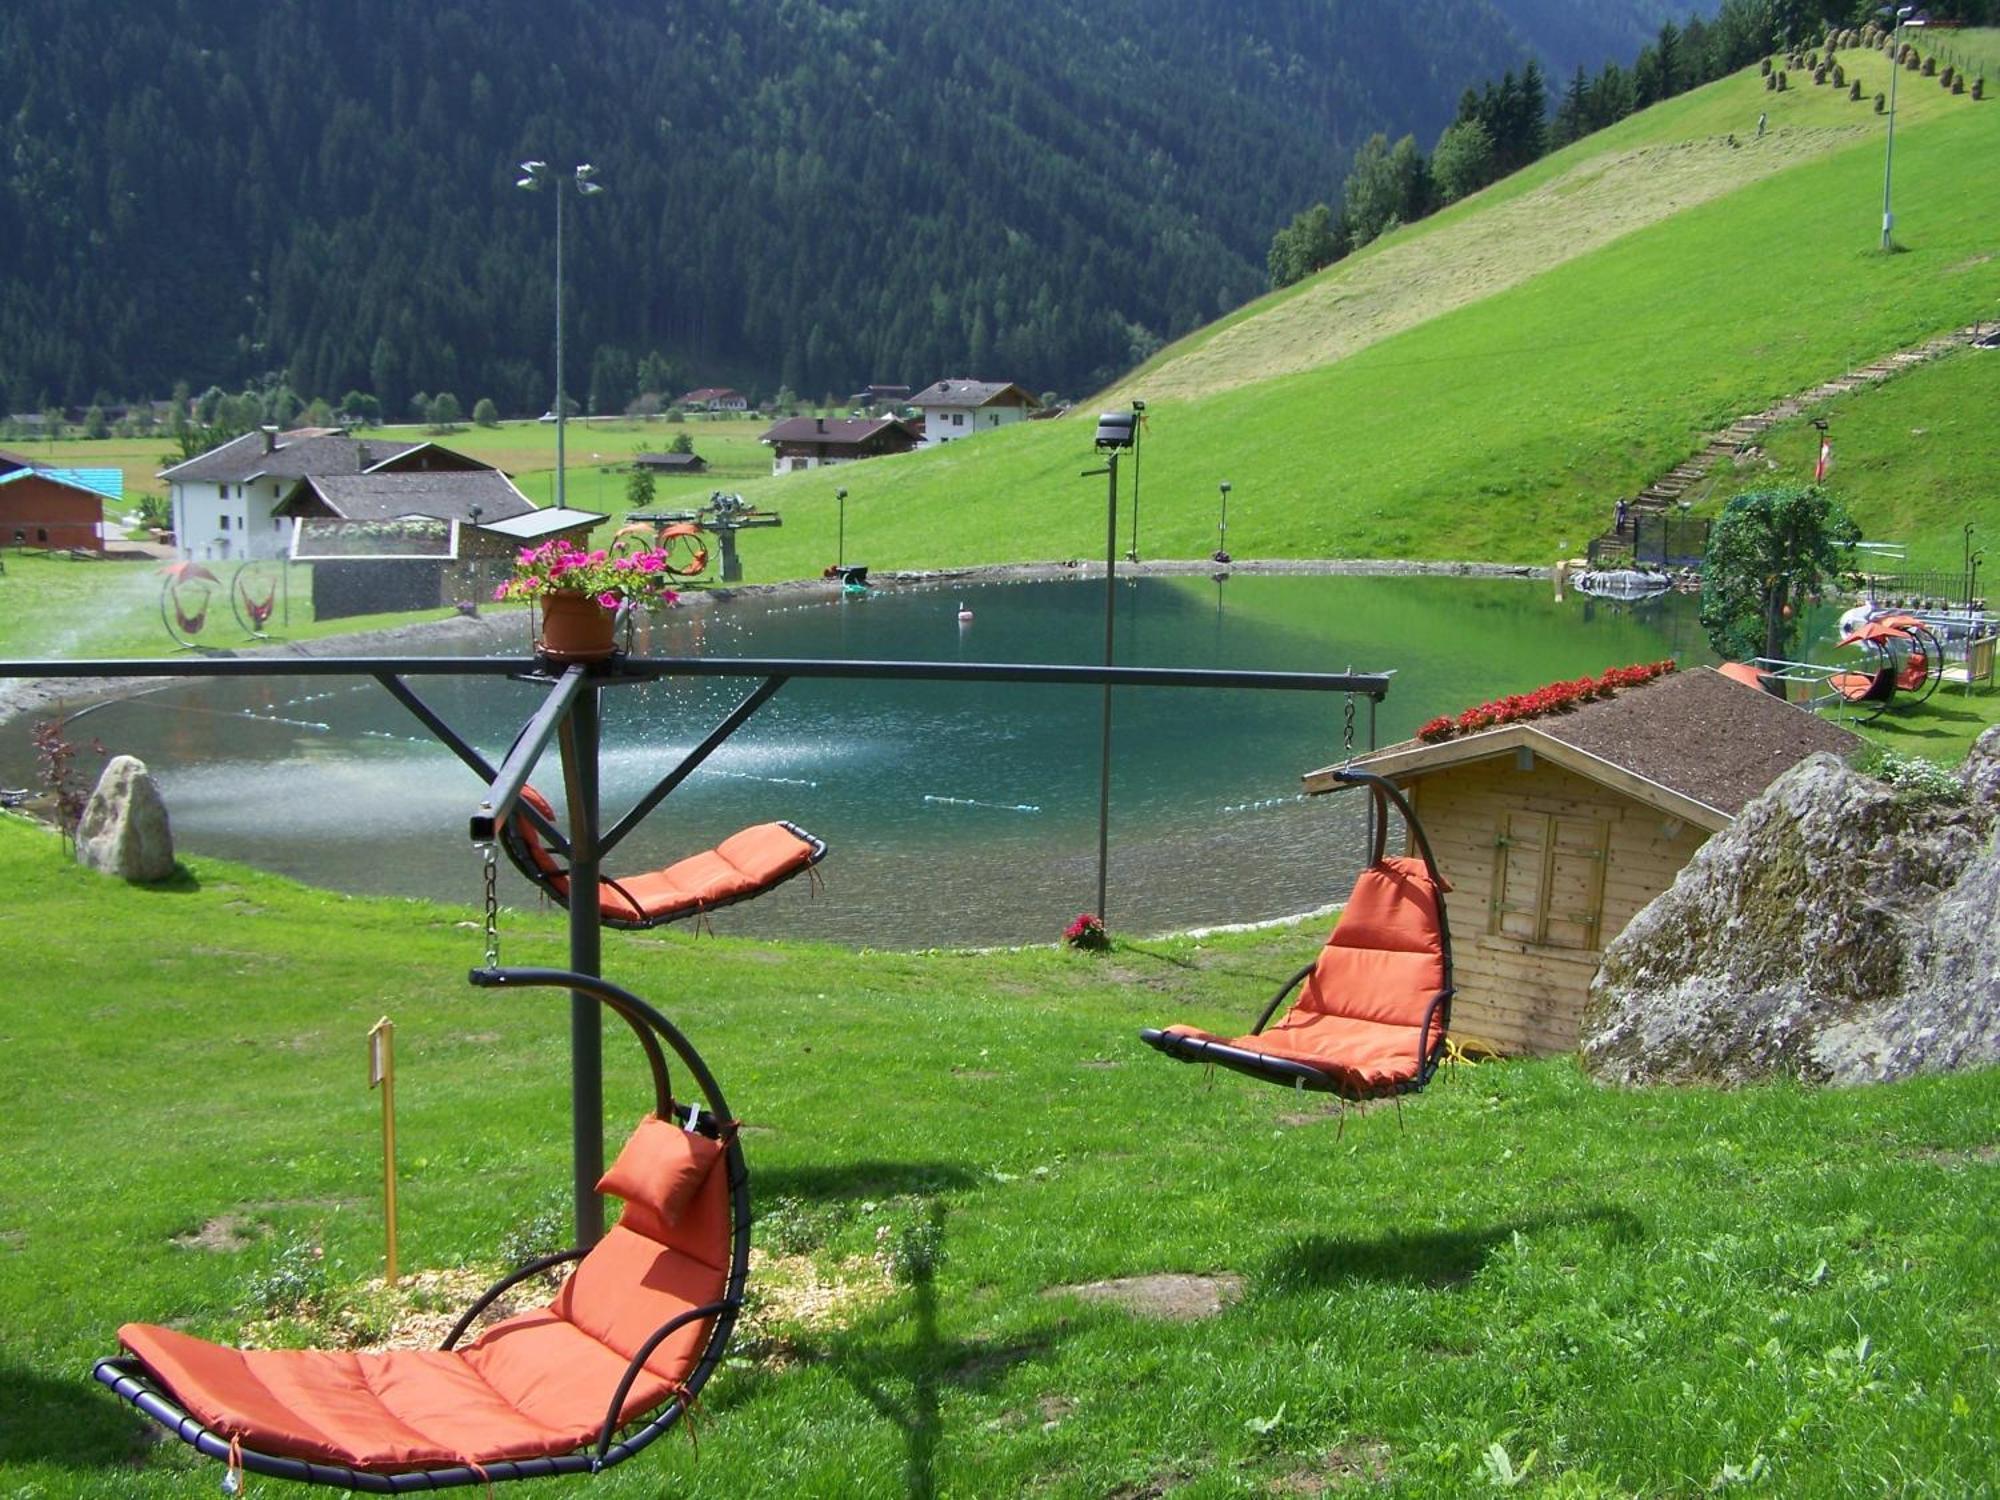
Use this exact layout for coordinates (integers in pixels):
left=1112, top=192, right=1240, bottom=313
left=116, top=1124, right=735, bottom=1475
left=1155, top=856, right=1448, bottom=1092
left=1296, top=944, right=1446, bottom=1030
left=1326, top=857, right=1447, bottom=956
left=596, top=1116, right=723, bottom=1242
left=1165, top=1013, right=1437, bottom=1092
left=511, top=785, right=568, bottom=882
left=599, top=823, right=817, bottom=923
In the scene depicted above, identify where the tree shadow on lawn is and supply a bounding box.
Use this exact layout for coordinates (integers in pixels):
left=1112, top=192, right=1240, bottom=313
left=754, top=1159, right=980, bottom=1203
left=0, top=1362, right=153, bottom=1469
left=714, top=1201, right=1064, bottom=1500
left=1266, top=1204, right=1646, bottom=1291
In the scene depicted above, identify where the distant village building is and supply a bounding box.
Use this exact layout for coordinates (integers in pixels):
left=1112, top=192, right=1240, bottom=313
left=676, top=387, right=749, bottom=414
left=275, top=469, right=602, bottom=621
left=160, top=427, right=500, bottom=560
left=909, top=379, right=1042, bottom=447
left=1303, top=668, right=1861, bottom=1057
left=632, top=451, right=708, bottom=474
left=760, top=415, right=921, bottom=474
left=0, top=448, right=117, bottom=550
left=847, top=384, right=913, bottom=409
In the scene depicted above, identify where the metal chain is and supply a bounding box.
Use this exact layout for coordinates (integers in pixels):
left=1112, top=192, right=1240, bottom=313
left=1341, top=678, right=1357, bottom=764
left=479, top=841, right=500, bottom=970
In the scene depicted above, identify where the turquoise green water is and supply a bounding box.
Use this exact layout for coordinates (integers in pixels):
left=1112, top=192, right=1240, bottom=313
left=0, top=575, right=1717, bottom=946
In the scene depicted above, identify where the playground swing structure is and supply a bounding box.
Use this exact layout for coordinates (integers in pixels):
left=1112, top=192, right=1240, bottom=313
left=500, top=780, right=825, bottom=931
left=0, top=640, right=1397, bottom=1486
left=1141, top=762, right=1454, bottom=1108
left=93, top=964, right=753, bottom=1493
left=1738, top=613, right=1946, bottom=725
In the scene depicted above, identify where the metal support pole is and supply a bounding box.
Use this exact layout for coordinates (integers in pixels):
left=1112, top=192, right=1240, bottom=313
left=555, top=183, right=567, bottom=510
left=1098, top=451, right=1119, bottom=920
left=1126, top=401, right=1143, bottom=562
left=1881, top=9, right=1911, bottom=252
left=559, top=686, right=604, bottom=1249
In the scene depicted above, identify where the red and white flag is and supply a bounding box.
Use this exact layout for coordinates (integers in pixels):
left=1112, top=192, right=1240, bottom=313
left=1814, top=436, right=1833, bottom=482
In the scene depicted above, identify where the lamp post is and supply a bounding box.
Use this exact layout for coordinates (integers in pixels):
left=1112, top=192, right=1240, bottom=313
left=1086, top=411, right=1136, bottom=921
left=1879, top=6, right=1925, bottom=252
left=836, top=486, right=848, bottom=571
left=1126, top=398, right=1145, bottom=563
left=1214, top=481, right=1232, bottom=564
left=516, top=160, right=605, bottom=509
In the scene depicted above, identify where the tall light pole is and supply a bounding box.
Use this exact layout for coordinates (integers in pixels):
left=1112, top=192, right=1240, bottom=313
left=1086, top=411, right=1136, bottom=921
left=516, top=160, right=605, bottom=509
left=1126, top=398, right=1145, bottom=562
left=1214, top=481, right=1232, bottom=564
left=1879, top=6, right=1924, bottom=252
left=836, top=486, right=848, bottom=571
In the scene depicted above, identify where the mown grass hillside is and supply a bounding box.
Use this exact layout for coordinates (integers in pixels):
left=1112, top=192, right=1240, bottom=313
left=675, top=47, right=1995, bottom=578
left=2, top=814, right=1997, bottom=1496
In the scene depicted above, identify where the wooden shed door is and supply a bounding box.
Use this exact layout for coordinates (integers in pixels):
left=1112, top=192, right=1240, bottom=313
left=1490, top=812, right=1610, bottom=950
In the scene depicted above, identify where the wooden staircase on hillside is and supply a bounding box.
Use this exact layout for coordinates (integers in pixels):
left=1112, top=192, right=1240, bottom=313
left=1586, top=325, right=1984, bottom=567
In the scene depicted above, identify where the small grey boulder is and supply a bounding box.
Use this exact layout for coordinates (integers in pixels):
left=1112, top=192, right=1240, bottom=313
left=76, top=755, right=176, bottom=882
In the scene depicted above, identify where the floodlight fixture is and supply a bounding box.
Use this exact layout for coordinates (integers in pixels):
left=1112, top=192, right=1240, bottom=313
left=1094, top=411, right=1136, bottom=449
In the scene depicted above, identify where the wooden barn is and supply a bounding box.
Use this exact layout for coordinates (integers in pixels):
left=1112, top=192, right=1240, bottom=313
left=1303, top=668, right=1860, bottom=1056
left=0, top=449, right=106, bottom=551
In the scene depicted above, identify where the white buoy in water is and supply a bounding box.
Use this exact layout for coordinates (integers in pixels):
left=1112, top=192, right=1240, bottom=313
left=956, top=602, right=973, bottom=622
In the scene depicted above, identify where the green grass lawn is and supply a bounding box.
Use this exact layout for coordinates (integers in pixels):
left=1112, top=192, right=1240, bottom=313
left=1, top=813, right=1996, bottom=1496
left=0, top=551, right=527, bottom=661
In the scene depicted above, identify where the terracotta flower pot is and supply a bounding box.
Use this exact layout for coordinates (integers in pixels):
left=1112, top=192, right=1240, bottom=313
left=536, top=590, right=619, bottom=663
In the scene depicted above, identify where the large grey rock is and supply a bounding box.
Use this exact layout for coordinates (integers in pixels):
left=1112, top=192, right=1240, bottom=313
left=1583, top=728, right=2000, bottom=1086
left=75, top=755, right=176, bottom=882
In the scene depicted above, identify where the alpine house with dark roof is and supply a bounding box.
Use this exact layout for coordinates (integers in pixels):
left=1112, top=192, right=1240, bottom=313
left=159, top=427, right=497, bottom=561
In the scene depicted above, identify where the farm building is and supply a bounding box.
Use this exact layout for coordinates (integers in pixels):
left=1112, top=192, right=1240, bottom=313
left=1303, top=667, right=1860, bottom=1056
left=0, top=449, right=111, bottom=550
left=760, top=415, right=920, bottom=473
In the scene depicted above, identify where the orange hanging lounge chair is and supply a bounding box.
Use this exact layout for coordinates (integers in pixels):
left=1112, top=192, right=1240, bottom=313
left=1141, top=768, right=1454, bottom=1101
left=93, top=969, right=750, bottom=1492
left=502, top=783, right=825, bottom=930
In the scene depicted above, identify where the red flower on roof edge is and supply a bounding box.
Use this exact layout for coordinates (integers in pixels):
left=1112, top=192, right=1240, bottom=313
left=1414, top=661, right=1675, bottom=744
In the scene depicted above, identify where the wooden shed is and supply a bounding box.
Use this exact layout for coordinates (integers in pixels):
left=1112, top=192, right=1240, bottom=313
left=1303, top=668, right=1860, bottom=1057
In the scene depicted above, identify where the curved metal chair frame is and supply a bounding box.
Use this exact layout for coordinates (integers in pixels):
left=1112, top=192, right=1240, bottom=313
left=92, top=967, right=752, bottom=1493
left=1141, top=767, right=1455, bottom=1101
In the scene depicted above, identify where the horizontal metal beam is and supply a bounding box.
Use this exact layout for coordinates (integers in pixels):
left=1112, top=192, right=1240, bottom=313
left=0, top=657, right=545, bottom=679
left=0, top=654, right=1393, bottom=696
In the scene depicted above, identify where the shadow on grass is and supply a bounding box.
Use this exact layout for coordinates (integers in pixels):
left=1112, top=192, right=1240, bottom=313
left=713, top=1201, right=1062, bottom=1500
left=132, top=863, right=203, bottom=894
left=1267, top=1204, right=1645, bottom=1291
left=754, top=1159, right=979, bottom=1203
left=0, top=1363, right=149, bottom=1469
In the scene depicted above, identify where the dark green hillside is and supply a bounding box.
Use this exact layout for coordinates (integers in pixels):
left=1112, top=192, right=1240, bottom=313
left=1, top=0, right=1641, bottom=412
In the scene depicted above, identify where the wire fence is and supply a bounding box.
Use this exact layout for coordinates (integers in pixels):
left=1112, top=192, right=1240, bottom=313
left=1587, top=513, right=1709, bottom=569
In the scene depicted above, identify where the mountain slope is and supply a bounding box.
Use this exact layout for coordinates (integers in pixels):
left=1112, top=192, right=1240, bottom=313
left=697, top=50, right=1998, bottom=578
left=0, top=0, right=1591, bottom=413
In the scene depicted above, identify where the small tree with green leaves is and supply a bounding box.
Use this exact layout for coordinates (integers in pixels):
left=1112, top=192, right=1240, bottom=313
left=669, top=431, right=694, bottom=456
left=472, top=397, right=499, bottom=428
left=428, top=392, right=462, bottom=431
left=1432, top=118, right=1496, bottom=205
left=1700, top=485, right=1860, bottom=663
left=626, top=466, right=656, bottom=510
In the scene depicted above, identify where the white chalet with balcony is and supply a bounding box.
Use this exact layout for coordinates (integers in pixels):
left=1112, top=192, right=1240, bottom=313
left=908, top=379, right=1042, bottom=448
left=160, top=427, right=504, bottom=560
